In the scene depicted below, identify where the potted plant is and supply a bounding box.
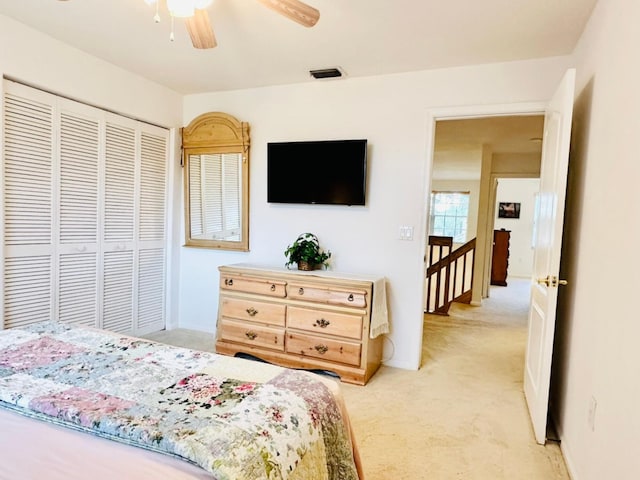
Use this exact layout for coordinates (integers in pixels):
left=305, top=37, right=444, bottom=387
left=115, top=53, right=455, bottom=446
left=284, top=233, right=331, bottom=271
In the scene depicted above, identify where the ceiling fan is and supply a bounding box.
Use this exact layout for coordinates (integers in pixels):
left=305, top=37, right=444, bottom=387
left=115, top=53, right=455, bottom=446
left=57, top=0, right=319, bottom=49
left=147, top=0, right=320, bottom=49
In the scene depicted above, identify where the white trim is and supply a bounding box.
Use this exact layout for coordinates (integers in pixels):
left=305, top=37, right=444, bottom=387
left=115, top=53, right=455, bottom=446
left=164, top=128, right=181, bottom=330
left=0, top=78, right=4, bottom=330
left=419, top=101, right=547, bottom=365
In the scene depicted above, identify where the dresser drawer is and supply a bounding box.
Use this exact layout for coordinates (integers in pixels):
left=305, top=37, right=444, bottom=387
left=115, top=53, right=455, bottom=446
left=220, top=274, right=286, bottom=297
left=218, top=319, right=285, bottom=352
left=220, top=297, right=286, bottom=326
left=287, top=283, right=367, bottom=308
left=286, top=332, right=361, bottom=366
left=287, top=306, right=363, bottom=340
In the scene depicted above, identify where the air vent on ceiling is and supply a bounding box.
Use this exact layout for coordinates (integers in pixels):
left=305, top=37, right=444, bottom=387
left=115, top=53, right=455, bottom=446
left=309, top=67, right=344, bottom=79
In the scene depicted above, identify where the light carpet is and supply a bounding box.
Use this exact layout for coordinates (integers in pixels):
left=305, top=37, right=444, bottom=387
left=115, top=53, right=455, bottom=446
left=144, top=278, right=569, bottom=479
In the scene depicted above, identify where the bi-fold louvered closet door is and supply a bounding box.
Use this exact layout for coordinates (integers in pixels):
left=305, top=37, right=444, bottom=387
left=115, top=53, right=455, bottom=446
left=2, top=80, right=169, bottom=335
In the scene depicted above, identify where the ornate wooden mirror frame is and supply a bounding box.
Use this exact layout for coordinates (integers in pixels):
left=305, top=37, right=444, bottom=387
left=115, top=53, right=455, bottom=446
left=182, top=112, right=250, bottom=251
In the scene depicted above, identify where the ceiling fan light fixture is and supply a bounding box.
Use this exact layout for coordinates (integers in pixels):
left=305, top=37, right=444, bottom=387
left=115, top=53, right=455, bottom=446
left=140, top=0, right=317, bottom=49
left=195, top=0, right=214, bottom=9
left=166, top=0, right=195, bottom=17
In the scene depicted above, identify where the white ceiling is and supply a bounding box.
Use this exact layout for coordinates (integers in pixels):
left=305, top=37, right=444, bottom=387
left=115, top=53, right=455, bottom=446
left=433, top=115, right=545, bottom=180
left=0, top=0, right=597, bottom=94
left=435, top=115, right=545, bottom=154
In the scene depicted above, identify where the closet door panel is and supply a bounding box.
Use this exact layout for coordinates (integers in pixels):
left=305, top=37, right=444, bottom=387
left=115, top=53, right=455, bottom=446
left=137, top=248, right=165, bottom=334
left=102, top=116, right=137, bottom=333
left=2, top=85, right=55, bottom=328
left=58, top=252, right=98, bottom=327
left=58, top=107, right=99, bottom=245
left=135, top=127, right=168, bottom=334
left=139, top=130, right=168, bottom=242
left=104, top=120, right=136, bottom=244
left=103, top=250, right=134, bottom=333
left=3, top=255, right=53, bottom=328
left=56, top=100, right=101, bottom=327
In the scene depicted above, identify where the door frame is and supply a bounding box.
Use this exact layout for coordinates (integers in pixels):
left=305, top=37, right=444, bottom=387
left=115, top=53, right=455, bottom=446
left=485, top=173, right=541, bottom=298
left=420, top=102, right=546, bottom=359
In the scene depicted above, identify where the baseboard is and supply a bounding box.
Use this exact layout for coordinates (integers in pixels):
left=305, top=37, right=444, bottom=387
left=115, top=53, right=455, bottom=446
left=551, top=416, right=578, bottom=480
left=470, top=300, right=482, bottom=306
left=382, top=358, right=420, bottom=371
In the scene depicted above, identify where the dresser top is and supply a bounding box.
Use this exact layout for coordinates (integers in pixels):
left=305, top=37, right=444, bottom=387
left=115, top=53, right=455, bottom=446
left=220, top=262, right=384, bottom=283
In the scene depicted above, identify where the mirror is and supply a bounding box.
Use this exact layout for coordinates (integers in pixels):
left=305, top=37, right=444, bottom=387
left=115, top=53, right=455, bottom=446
left=183, top=112, right=249, bottom=251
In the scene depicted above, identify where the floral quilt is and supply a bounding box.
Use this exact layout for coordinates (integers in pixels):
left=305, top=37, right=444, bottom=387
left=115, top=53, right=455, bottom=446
left=0, top=322, right=358, bottom=480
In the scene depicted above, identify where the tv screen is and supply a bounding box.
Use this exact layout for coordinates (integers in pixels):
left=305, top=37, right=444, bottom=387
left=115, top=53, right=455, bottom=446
left=267, top=139, right=367, bottom=206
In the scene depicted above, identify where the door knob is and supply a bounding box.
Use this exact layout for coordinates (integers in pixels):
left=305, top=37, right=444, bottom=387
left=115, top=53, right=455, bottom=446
left=537, top=276, right=568, bottom=287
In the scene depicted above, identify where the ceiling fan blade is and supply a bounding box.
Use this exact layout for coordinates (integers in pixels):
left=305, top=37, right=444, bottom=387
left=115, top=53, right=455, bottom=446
left=255, top=0, right=320, bottom=28
left=185, top=9, right=217, bottom=49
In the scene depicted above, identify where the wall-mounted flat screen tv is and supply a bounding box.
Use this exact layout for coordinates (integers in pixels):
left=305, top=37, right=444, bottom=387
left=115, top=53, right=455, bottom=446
left=267, top=139, right=367, bottom=206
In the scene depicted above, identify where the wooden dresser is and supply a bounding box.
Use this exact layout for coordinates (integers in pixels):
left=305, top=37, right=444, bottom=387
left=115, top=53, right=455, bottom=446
left=490, top=229, right=511, bottom=286
left=215, top=264, right=384, bottom=385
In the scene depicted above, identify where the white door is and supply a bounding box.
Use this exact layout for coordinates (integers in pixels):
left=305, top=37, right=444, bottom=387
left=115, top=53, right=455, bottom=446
left=524, top=68, right=576, bottom=444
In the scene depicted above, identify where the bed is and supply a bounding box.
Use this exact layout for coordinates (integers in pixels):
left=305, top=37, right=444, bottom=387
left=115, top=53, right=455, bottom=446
left=0, top=321, right=362, bottom=480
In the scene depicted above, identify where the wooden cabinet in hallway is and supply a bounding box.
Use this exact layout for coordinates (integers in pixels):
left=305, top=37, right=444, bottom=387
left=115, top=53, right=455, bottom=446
left=491, top=229, right=511, bottom=286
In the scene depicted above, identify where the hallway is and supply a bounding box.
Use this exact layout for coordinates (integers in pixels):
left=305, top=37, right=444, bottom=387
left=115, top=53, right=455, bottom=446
left=340, top=277, right=570, bottom=479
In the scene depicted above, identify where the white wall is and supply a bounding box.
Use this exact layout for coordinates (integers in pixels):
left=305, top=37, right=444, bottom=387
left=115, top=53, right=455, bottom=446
left=494, top=178, right=539, bottom=278
left=180, top=56, right=571, bottom=370
left=551, top=0, right=640, bottom=478
left=0, top=15, right=182, bottom=127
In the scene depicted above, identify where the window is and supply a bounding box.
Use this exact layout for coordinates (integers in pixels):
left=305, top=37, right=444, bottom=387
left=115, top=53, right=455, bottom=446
left=429, top=191, right=470, bottom=243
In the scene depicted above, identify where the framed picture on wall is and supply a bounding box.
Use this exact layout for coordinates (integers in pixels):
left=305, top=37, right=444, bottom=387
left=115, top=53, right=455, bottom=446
left=498, top=202, right=521, bottom=219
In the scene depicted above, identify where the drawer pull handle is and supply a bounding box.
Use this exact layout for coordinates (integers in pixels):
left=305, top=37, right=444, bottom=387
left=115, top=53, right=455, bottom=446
left=224, top=278, right=234, bottom=286
left=246, top=307, right=258, bottom=317
left=298, top=287, right=304, bottom=295
left=314, top=344, right=328, bottom=354
left=347, top=293, right=354, bottom=302
left=245, top=331, right=258, bottom=340
left=314, top=318, right=330, bottom=328
left=270, top=284, right=276, bottom=291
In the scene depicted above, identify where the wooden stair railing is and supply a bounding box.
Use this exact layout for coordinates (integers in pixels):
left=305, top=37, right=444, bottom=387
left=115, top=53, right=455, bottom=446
left=425, top=236, right=476, bottom=315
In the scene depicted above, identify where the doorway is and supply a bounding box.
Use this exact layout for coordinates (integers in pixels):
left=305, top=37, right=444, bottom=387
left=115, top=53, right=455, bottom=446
left=425, top=114, right=544, bottom=315
left=422, top=113, right=545, bottom=372
left=421, top=71, right=575, bottom=446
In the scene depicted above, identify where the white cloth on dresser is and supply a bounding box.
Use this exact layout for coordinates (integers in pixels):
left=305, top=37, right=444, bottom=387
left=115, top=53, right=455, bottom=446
left=369, top=277, right=389, bottom=338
